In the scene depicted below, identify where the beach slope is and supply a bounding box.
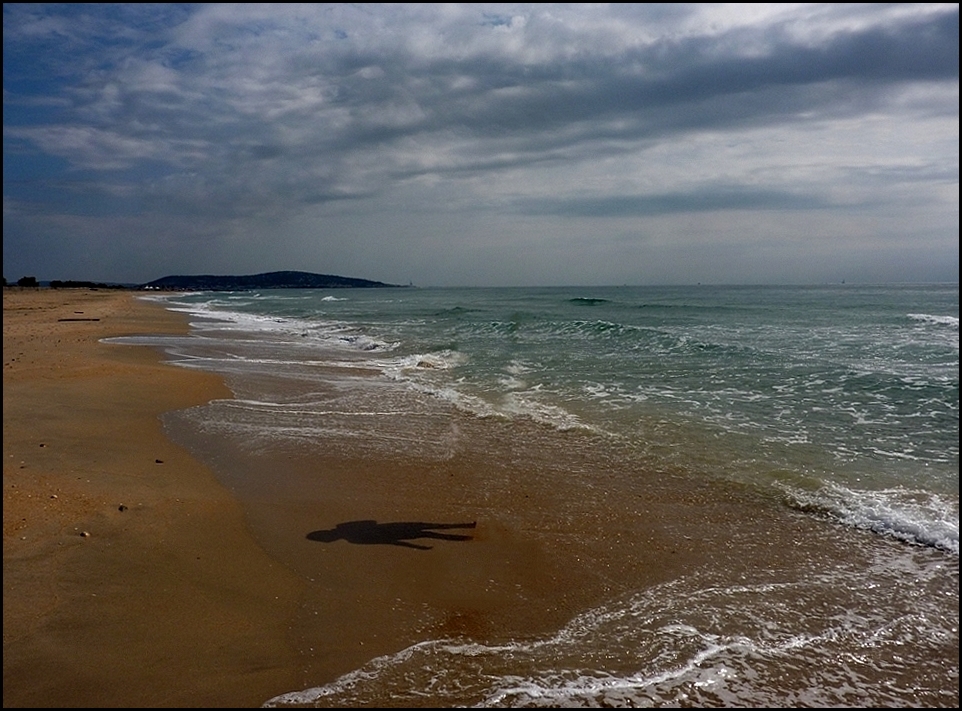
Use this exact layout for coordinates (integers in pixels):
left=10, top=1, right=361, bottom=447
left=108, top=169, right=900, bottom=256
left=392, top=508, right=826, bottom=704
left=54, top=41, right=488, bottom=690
left=2, top=289, right=304, bottom=707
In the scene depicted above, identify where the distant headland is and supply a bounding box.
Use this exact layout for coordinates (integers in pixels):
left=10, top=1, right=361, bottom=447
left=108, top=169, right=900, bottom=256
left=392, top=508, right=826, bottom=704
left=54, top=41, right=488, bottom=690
left=141, top=270, right=406, bottom=291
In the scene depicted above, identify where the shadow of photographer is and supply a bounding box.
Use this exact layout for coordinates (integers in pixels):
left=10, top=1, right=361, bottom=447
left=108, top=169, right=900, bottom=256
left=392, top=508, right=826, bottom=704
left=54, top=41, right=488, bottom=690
left=307, top=520, right=477, bottom=550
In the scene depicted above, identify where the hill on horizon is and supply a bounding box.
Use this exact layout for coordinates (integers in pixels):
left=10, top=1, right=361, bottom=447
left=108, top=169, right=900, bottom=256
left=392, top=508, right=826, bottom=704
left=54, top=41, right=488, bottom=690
left=142, top=270, right=404, bottom=291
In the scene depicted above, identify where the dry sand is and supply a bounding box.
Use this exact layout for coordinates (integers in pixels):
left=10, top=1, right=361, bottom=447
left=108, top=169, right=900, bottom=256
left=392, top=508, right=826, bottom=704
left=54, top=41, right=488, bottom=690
left=3, top=289, right=305, bottom=707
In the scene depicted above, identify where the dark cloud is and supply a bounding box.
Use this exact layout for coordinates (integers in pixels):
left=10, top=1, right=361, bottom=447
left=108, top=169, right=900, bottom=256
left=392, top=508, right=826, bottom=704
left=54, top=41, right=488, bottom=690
left=2, top=4, right=958, bottom=285
left=517, top=188, right=832, bottom=218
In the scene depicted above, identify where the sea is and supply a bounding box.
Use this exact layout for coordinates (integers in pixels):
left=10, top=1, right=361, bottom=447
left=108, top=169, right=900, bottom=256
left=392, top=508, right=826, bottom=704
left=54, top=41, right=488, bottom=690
left=114, top=284, right=958, bottom=707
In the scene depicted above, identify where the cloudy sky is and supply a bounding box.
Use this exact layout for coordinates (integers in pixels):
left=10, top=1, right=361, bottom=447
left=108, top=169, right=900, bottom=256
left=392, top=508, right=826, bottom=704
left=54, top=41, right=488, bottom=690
left=3, top=3, right=958, bottom=286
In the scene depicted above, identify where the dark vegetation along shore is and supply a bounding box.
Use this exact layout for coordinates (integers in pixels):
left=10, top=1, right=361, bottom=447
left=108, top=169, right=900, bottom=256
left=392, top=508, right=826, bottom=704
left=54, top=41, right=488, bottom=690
left=5, top=270, right=406, bottom=292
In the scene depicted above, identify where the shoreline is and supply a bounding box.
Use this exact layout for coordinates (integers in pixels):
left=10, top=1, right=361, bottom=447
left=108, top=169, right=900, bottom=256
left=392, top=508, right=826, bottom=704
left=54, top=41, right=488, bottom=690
left=2, top=288, right=721, bottom=705
left=3, top=289, right=659, bottom=706
left=3, top=289, right=304, bottom=707
left=6, top=288, right=957, bottom=707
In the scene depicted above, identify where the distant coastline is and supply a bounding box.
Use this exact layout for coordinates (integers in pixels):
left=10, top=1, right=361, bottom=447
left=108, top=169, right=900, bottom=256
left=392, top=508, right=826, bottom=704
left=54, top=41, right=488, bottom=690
left=141, top=270, right=405, bottom=291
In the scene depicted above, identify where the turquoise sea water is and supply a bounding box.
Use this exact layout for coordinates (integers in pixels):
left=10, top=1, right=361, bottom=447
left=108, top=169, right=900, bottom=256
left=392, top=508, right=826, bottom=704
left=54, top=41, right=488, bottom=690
left=117, top=284, right=958, bottom=706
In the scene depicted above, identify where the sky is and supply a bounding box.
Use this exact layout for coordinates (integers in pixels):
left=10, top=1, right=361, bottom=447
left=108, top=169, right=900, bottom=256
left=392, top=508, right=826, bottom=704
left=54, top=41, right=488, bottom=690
left=3, top=3, right=959, bottom=287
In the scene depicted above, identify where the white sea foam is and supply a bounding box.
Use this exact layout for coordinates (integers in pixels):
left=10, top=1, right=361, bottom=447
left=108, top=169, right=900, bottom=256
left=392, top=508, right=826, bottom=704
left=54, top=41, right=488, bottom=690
left=783, top=483, right=959, bottom=554
left=500, top=392, right=595, bottom=432
left=506, top=359, right=533, bottom=376
left=262, top=555, right=958, bottom=708
left=497, top=374, right=527, bottom=390
left=162, top=298, right=401, bottom=354
left=908, top=313, right=959, bottom=327
left=370, top=353, right=599, bottom=432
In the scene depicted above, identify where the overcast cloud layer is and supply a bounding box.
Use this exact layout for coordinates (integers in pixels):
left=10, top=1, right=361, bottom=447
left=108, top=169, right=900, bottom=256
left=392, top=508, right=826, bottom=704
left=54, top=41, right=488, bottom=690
left=3, top=3, right=958, bottom=286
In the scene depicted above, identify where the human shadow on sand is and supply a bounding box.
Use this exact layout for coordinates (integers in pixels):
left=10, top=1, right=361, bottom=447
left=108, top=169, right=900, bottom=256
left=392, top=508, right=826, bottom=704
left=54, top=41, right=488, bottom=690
left=307, top=520, right=477, bottom=550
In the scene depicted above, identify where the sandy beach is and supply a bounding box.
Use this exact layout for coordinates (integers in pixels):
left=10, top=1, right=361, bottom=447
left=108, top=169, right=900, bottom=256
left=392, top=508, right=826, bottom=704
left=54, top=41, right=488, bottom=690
left=2, top=289, right=708, bottom=707
left=7, top=288, right=954, bottom=708
left=3, top=289, right=306, bottom=707
left=1, top=289, right=668, bottom=707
